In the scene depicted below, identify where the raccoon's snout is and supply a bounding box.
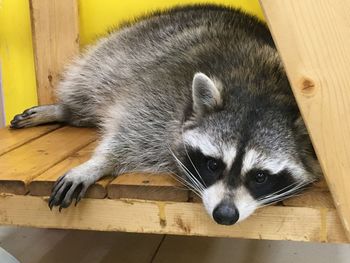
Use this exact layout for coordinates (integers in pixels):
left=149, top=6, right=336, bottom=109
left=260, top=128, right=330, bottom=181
left=213, top=201, right=239, bottom=225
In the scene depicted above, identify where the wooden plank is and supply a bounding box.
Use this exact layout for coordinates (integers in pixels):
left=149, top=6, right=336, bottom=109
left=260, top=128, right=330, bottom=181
left=0, top=194, right=347, bottom=243
left=108, top=173, right=189, bottom=202
left=0, top=125, right=60, bottom=156
left=29, top=0, right=79, bottom=104
left=29, top=141, right=112, bottom=199
left=260, top=0, right=350, bottom=240
left=0, top=127, right=96, bottom=195
left=283, top=180, right=335, bottom=208
left=283, top=190, right=334, bottom=209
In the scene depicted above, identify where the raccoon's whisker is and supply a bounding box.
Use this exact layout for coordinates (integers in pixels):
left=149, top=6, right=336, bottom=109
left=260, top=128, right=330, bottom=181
left=181, top=127, right=207, bottom=188
left=256, top=193, right=305, bottom=209
left=181, top=167, right=205, bottom=192
left=255, top=180, right=311, bottom=202
left=242, top=191, right=306, bottom=211
left=164, top=170, right=193, bottom=190
left=239, top=180, right=316, bottom=211
left=257, top=179, right=315, bottom=201
left=169, top=154, right=205, bottom=194
left=167, top=146, right=205, bottom=192
left=163, top=168, right=203, bottom=196
left=168, top=143, right=206, bottom=192
left=256, top=180, right=312, bottom=205
left=172, top=155, right=204, bottom=191
left=164, top=169, right=203, bottom=197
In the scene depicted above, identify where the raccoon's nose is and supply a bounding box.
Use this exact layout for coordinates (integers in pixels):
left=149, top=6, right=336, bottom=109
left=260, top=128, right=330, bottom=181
left=212, top=202, right=239, bottom=225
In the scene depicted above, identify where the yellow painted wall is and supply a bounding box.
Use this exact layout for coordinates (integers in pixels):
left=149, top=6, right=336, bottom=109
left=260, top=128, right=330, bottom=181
left=0, top=0, right=38, bottom=125
left=0, top=0, right=263, bottom=124
left=79, top=0, right=264, bottom=47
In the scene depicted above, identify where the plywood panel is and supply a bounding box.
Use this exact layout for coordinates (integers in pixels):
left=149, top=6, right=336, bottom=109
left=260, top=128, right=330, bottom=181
left=0, top=127, right=96, bottom=194
left=260, top=0, right=350, bottom=241
left=30, top=0, right=79, bottom=104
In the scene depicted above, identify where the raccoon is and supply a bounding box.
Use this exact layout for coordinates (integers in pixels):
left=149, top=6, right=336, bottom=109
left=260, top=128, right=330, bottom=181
left=10, top=5, right=321, bottom=225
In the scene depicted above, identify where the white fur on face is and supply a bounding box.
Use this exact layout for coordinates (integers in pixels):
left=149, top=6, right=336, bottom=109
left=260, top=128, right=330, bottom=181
left=202, top=181, right=226, bottom=219
left=234, top=186, right=258, bottom=222
left=202, top=181, right=258, bottom=223
left=222, top=145, right=237, bottom=170
left=242, top=148, right=306, bottom=179
left=182, top=130, right=220, bottom=158
left=182, top=130, right=237, bottom=169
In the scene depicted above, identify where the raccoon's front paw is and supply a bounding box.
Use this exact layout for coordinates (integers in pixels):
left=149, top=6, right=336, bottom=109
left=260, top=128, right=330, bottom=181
left=48, top=171, right=92, bottom=211
left=10, top=107, right=38, bottom=129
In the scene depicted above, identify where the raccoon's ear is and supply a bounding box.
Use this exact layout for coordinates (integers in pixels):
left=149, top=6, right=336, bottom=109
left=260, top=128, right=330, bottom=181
left=192, top=73, right=222, bottom=115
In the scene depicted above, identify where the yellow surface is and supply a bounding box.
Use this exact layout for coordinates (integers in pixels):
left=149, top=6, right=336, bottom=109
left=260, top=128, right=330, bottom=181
left=0, top=0, right=263, bottom=124
left=0, top=0, right=38, bottom=124
left=79, top=0, right=264, bottom=46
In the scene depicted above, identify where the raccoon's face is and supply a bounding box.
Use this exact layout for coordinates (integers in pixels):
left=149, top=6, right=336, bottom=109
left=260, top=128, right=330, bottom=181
left=175, top=73, right=321, bottom=225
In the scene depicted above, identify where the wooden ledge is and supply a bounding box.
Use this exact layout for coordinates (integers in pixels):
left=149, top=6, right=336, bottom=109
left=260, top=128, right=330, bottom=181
left=0, top=126, right=347, bottom=243
left=0, top=194, right=347, bottom=243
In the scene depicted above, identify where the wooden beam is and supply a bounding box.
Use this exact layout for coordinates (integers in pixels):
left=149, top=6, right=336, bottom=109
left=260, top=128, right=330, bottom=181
left=29, top=0, right=79, bottom=104
left=260, top=0, right=350, bottom=241
left=0, top=194, right=347, bottom=243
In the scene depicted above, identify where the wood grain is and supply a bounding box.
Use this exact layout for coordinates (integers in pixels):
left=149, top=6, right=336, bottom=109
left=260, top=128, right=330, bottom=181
left=0, top=125, right=60, bottom=156
left=0, top=127, right=96, bottom=194
left=108, top=173, right=189, bottom=202
left=260, top=0, right=350, bottom=240
left=29, top=0, right=79, bottom=104
left=0, top=194, right=346, bottom=243
left=29, top=141, right=112, bottom=199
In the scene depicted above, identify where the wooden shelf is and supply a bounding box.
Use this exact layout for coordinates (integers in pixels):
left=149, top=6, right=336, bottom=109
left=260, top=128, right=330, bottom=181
left=0, top=126, right=347, bottom=243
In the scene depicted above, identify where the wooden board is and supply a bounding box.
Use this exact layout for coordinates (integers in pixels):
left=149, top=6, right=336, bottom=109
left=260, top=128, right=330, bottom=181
left=0, top=125, right=60, bottom=156
left=260, top=0, right=350, bottom=241
left=29, top=0, right=79, bottom=104
left=283, top=180, right=335, bottom=208
left=108, top=173, right=189, bottom=202
left=0, top=194, right=347, bottom=243
left=0, top=127, right=96, bottom=194
left=29, top=141, right=112, bottom=199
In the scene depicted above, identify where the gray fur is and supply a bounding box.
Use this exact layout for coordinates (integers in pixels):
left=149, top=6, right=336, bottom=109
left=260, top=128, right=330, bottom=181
left=10, top=5, right=321, bottom=222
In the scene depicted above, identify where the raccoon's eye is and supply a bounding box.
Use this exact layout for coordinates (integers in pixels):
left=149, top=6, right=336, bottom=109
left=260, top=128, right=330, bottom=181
left=207, top=158, right=219, bottom=172
left=255, top=171, right=268, bottom=184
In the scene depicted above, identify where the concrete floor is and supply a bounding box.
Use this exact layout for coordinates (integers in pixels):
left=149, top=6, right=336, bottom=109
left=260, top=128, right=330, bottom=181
left=0, top=226, right=349, bottom=263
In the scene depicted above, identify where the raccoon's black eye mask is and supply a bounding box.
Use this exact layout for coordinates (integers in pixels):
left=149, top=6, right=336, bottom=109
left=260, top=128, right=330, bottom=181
left=183, top=148, right=225, bottom=186
left=244, top=169, right=298, bottom=203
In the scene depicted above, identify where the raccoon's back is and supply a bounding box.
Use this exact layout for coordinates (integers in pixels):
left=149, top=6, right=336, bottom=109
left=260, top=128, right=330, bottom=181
left=57, top=5, right=276, bottom=124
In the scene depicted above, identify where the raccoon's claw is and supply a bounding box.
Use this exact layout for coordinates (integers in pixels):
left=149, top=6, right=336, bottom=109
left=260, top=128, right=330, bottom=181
left=48, top=172, right=89, bottom=211
left=10, top=108, right=38, bottom=129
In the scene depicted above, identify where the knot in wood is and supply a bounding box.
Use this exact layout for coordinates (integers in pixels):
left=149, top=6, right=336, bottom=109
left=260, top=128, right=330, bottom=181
left=300, top=78, right=316, bottom=96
